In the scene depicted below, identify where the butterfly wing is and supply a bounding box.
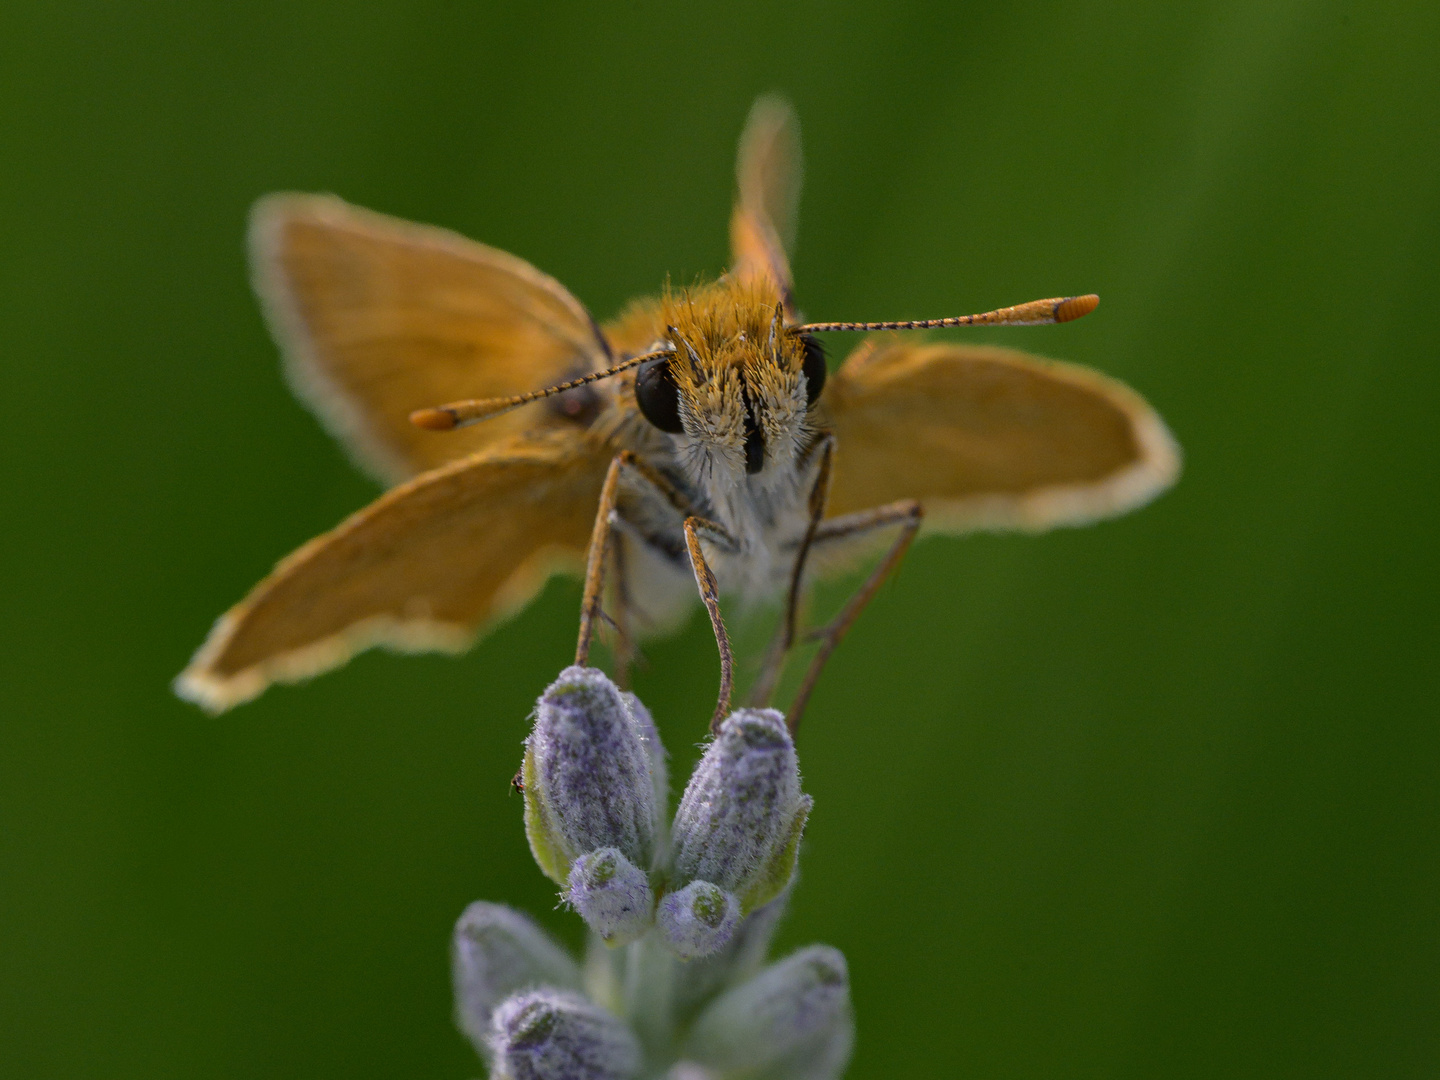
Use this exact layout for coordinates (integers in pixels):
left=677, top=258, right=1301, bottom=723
left=175, top=428, right=610, bottom=713
left=729, top=96, right=803, bottom=315
left=251, top=193, right=611, bottom=485
left=823, top=341, right=1181, bottom=531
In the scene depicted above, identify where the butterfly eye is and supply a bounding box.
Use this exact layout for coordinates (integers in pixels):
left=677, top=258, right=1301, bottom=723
left=799, top=333, right=827, bottom=406
left=634, top=354, right=685, bottom=433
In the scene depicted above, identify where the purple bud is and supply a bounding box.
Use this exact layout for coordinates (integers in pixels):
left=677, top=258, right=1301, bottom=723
left=673, top=886, right=792, bottom=1019
left=566, top=847, right=655, bottom=945
left=622, top=691, right=669, bottom=828
left=451, top=903, right=582, bottom=1059
left=670, top=709, right=810, bottom=915
left=489, top=989, right=643, bottom=1080
left=656, top=880, right=740, bottom=960
left=683, top=945, right=853, bottom=1079
left=523, top=667, right=657, bottom=884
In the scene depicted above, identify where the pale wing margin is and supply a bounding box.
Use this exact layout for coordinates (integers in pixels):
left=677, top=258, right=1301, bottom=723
left=175, top=428, right=609, bottom=713
left=823, top=342, right=1181, bottom=533
left=250, top=193, right=610, bottom=485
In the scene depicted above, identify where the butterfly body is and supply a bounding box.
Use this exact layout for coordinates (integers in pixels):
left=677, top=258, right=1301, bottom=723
left=585, top=278, right=828, bottom=625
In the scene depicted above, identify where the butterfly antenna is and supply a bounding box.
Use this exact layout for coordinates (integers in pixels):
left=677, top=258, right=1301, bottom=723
left=792, top=294, right=1099, bottom=334
left=410, top=350, right=672, bottom=431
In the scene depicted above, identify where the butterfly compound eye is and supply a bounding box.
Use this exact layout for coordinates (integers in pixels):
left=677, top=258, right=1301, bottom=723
left=800, top=333, right=827, bottom=406
left=634, top=354, right=685, bottom=433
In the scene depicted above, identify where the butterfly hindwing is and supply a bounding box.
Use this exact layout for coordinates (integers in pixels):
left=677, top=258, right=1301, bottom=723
left=175, top=428, right=611, bottom=712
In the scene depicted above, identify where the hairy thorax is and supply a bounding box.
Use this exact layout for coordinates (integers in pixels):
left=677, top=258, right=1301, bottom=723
left=599, top=277, right=824, bottom=605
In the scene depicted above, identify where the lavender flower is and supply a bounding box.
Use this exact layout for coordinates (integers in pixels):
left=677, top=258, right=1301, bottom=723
left=456, top=673, right=850, bottom=1080
left=671, top=887, right=792, bottom=1021
left=684, top=945, right=853, bottom=1080
left=656, top=880, right=740, bottom=961
left=622, top=691, right=669, bottom=832
left=489, top=989, right=643, bottom=1080
left=451, top=902, right=583, bottom=1059
left=567, top=847, right=654, bottom=945
left=658, top=709, right=811, bottom=957
left=522, top=667, right=659, bottom=939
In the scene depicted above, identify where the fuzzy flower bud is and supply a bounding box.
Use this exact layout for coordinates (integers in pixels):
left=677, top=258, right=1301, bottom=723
left=656, top=880, right=741, bottom=960
left=566, top=847, right=654, bottom=945
left=522, top=667, right=658, bottom=886
left=672, top=886, right=792, bottom=1020
left=489, top=989, right=643, bottom=1080
left=683, top=946, right=853, bottom=1080
left=451, top=903, right=583, bottom=1059
left=622, top=691, right=669, bottom=824
left=670, top=709, right=811, bottom=921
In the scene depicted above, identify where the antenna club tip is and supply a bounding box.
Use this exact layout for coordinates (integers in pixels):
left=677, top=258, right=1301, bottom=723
left=410, top=407, right=458, bottom=431
left=1054, top=294, right=1100, bottom=323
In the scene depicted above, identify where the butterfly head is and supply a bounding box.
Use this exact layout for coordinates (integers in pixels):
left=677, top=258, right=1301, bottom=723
left=633, top=279, right=825, bottom=485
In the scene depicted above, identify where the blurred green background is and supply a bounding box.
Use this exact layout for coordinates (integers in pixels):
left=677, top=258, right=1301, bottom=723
left=2, top=1, right=1436, bottom=1076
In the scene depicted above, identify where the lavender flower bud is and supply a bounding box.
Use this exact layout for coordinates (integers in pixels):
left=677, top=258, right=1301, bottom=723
left=451, top=903, right=583, bottom=1059
left=670, top=709, right=811, bottom=917
left=522, top=667, right=657, bottom=885
left=683, top=946, right=853, bottom=1080
left=673, top=886, right=792, bottom=1020
left=489, top=989, right=643, bottom=1080
left=622, top=691, right=669, bottom=828
left=656, top=879, right=740, bottom=960
left=566, top=847, right=655, bottom=945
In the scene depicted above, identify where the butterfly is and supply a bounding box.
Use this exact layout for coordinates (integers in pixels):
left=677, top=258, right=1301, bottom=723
left=175, top=97, right=1180, bottom=729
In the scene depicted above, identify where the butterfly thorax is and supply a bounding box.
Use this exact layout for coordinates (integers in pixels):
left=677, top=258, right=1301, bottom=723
left=600, top=277, right=822, bottom=600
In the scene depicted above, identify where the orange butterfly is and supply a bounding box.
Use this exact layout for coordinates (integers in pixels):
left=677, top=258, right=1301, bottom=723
left=176, top=97, right=1179, bottom=728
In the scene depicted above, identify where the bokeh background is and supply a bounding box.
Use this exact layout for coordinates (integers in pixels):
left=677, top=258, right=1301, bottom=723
left=3, top=2, right=1436, bottom=1077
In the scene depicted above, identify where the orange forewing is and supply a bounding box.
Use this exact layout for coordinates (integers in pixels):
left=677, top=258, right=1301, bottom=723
left=823, top=341, right=1181, bottom=532
left=729, top=96, right=802, bottom=313
left=251, top=194, right=610, bottom=485
left=175, top=428, right=610, bottom=712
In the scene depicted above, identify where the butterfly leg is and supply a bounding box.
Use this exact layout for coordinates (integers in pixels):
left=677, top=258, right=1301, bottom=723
left=572, top=452, right=739, bottom=731
left=575, top=451, right=710, bottom=678
left=575, top=455, right=626, bottom=668
left=786, top=499, right=924, bottom=735
left=683, top=515, right=742, bottom=733
left=748, top=433, right=835, bottom=708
